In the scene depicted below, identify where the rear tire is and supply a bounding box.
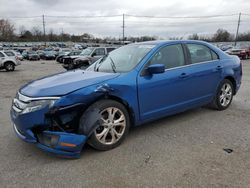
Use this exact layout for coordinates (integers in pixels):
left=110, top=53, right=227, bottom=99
left=80, top=100, right=130, bottom=151
left=5, top=62, right=15, bottom=71
left=210, top=79, right=234, bottom=111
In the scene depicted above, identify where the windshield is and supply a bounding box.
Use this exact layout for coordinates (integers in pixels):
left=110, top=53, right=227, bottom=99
left=80, top=48, right=94, bottom=56
left=87, top=44, right=154, bottom=73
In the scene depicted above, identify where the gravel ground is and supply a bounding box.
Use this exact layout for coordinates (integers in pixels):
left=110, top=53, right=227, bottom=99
left=0, top=60, right=250, bottom=188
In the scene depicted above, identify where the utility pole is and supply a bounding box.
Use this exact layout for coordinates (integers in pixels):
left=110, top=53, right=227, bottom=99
left=61, top=28, right=64, bottom=43
left=234, top=12, right=241, bottom=46
left=42, top=14, right=46, bottom=46
left=122, top=14, right=125, bottom=44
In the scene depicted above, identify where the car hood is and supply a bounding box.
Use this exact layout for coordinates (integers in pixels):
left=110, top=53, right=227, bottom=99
left=20, top=70, right=119, bottom=97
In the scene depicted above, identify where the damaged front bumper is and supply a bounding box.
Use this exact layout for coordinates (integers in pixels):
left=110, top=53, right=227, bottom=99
left=10, top=102, right=88, bottom=158
left=13, top=122, right=87, bottom=157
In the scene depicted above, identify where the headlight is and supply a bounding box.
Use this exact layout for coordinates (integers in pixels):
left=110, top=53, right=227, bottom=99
left=21, top=100, right=56, bottom=114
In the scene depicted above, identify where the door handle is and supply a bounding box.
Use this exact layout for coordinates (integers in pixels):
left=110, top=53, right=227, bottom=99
left=216, top=66, right=223, bottom=70
left=179, top=73, right=189, bottom=78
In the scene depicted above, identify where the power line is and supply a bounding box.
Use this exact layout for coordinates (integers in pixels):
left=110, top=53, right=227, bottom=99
left=125, top=13, right=238, bottom=19
left=44, top=15, right=122, bottom=18
left=2, top=13, right=245, bottom=19
left=2, top=16, right=42, bottom=19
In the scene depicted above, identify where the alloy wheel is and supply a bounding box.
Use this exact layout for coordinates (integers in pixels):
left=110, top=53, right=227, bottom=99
left=6, top=63, right=14, bottom=71
left=219, top=83, right=232, bottom=107
left=95, top=107, right=126, bottom=145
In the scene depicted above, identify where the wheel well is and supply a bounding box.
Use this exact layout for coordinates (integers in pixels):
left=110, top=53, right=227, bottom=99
left=4, top=61, right=15, bottom=66
left=101, top=95, right=135, bottom=126
left=224, top=76, right=236, bottom=95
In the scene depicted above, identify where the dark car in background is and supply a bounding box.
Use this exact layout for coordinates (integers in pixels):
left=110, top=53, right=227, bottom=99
left=57, top=51, right=81, bottom=64
left=55, top=50, right=71, bottom=63
left=226, top=44, right=250, bottom=59
left=21, top=51, right=29, bottom=59
left=27, top=51, right=40, bottom=60
left=63, top=47, right=116, bottom=70
left=37, top=50, right=45, bottom=59
left=22, top=51, right=40, bottom=60
left=41, top=51, right=57, bottom=60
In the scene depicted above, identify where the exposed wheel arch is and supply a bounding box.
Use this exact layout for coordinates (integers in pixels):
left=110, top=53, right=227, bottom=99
left=4, top=61, right=15, bottom=66
left=224, top=76, right=236, bottom=95
left=85, top=94, right=135, bottom=127
left=105, top=95, right=135, bottom=126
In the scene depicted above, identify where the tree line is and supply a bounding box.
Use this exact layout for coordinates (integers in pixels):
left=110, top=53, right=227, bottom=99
left=187, top=29, right=250, bottom=42
left=1, top=19, right=250, bottom=42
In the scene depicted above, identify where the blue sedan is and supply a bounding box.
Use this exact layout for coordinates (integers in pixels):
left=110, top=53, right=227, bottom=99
left=10, top=40, right=242, bottom=157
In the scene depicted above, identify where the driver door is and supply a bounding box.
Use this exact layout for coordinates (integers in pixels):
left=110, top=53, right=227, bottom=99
left=137, top=44, right=196, bottom=121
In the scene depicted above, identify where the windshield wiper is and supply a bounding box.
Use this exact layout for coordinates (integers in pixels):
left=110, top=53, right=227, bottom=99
left=94, top=55, right=108, bottom=72
left=109, top=57, right=116, bottom=73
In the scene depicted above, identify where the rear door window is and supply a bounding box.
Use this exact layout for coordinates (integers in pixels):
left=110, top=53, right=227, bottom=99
left=186, top=44, right=218, bottom=64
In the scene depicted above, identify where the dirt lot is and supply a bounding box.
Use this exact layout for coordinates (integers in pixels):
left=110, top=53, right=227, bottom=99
left=0, top=60, right=250, bottom=188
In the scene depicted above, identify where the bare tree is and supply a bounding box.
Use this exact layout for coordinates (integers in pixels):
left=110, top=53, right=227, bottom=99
left=31, top=26, right=42, bottom=41
left=19, top=25, right=26, bottom=36
left=0, top=19, right=15, bottom=41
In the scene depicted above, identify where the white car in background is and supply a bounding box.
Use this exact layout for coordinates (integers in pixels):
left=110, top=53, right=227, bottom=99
left=4, top=50, right=24, bottom=61
left=0, top=51, right=21, bottom=71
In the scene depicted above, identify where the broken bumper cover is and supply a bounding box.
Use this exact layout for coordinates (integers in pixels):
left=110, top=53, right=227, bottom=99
left=13, top=123, right=87, bottom=157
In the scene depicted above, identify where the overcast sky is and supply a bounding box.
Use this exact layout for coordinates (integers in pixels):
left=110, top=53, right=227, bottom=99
left=1, top=0, right=250, bottom=38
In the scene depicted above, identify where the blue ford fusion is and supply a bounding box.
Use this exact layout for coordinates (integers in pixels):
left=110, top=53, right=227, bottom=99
left=10, top=40, right=242, bottom=157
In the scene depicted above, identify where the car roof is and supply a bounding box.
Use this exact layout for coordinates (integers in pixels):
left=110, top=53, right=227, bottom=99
left=132, top=40, right=211, bottom=46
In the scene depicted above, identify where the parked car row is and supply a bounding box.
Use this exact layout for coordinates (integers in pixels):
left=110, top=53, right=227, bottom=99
left=225, top=44, right=250, bottom=59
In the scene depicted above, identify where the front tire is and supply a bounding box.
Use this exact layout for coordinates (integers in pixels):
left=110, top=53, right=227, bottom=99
left=210, top=79, right=234, bottom=110
left=80, top=100, right=130, bottom=151
left=5, top=62, right=15, bottom=71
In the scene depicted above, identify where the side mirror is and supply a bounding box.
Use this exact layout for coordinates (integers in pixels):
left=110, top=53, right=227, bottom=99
left=91, top=52, right=96, bottom=57
left=147, top=64, right=165, bottom=74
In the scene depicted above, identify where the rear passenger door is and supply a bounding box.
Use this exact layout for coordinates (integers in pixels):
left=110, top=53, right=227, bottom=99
left=184, top=43, right=221, bottom=100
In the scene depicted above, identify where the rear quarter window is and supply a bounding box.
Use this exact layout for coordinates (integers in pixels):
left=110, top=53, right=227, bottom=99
left=211, top=50, right=219, bottom=60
